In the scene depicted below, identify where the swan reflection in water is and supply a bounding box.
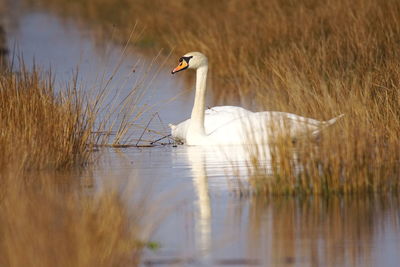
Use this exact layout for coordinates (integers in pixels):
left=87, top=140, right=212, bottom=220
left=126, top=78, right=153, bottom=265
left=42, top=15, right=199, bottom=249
left=184, top=144, right=273, bottom=259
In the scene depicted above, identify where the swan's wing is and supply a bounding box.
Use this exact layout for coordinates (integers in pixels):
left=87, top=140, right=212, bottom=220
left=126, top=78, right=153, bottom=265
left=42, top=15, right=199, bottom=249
left=263, top=112, right=321, bottom=126
left=207, top=111, right=327, bottom=144
left=172, top=107, right=329, bottom=144
left=257, top=112, right=326, bottom=137
left=204, top=106, right=253, bottom=135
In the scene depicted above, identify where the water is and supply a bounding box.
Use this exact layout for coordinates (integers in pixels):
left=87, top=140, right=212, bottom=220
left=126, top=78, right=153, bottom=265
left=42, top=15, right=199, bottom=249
left=6, top=10, right=400, bottom=267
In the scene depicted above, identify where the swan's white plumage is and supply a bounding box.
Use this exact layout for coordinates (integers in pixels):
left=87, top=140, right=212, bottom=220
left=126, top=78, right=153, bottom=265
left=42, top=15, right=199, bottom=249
left=170, top=52, right=343, bottom=146
left=171, top=106, right=343, bottom=145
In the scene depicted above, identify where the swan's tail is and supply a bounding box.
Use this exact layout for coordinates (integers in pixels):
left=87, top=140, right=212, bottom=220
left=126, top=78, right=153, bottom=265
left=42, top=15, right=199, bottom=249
left=324, top=114, right=345, bottom=126
left=310, top=114, right=344, bottom=137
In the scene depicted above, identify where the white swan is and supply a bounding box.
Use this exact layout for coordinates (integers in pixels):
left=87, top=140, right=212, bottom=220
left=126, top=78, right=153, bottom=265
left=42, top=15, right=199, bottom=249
left=170, top=52, right=343, bottom=146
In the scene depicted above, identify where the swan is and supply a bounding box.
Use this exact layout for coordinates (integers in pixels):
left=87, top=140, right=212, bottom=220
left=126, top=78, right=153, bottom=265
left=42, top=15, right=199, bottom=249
left=169, top=52, right=343, bottom=146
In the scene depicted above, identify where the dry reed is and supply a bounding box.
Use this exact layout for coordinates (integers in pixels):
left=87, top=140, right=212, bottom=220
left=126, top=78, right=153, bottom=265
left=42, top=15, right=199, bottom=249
left=0, top=62, right=150, bottom=265
left=0, top=64, right=96, bottom=170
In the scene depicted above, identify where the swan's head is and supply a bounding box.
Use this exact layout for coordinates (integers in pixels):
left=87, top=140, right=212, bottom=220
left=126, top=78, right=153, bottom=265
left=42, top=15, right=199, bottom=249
left=171, top=52, right=208, bottom=74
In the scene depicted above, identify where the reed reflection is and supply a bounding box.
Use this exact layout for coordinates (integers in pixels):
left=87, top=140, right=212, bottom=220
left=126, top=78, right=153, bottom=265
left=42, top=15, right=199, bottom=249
left=246, top=195, right=400, bottom=266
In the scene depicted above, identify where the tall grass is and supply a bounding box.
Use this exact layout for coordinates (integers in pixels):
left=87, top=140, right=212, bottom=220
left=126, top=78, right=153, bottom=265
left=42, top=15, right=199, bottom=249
left=35, top=0, right=400, bottom=194
left=0, top=65, right=95, bottom=170
left=0, top=62, right=150, bottom=265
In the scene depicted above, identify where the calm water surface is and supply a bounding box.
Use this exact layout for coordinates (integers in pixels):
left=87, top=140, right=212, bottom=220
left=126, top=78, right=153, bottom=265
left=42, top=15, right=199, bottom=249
left=7, top=10, right=400, bottom=267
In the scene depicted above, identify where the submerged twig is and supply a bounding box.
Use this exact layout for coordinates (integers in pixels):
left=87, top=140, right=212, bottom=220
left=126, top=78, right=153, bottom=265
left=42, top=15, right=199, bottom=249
left=150, top=134, right=172, bottom=145
left=135, top=113, right=157, bottom=146
left=95, top=143, right=154, bottom=148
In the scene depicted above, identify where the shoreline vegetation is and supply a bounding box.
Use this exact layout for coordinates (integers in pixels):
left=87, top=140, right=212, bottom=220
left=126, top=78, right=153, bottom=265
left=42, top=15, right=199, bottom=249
left=0, top=66, right=93, bottom=170
left=35, top=0, right=400, bottom=195
left=0, top=62, right=148, bottom=265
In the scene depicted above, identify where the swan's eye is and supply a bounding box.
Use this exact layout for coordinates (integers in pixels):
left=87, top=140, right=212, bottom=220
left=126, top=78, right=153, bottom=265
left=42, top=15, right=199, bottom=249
left=172, top=58, right=189, bottom=74
left=178, top=56, right=193, bottom=65
left=182, top=56, right=193, bottom=63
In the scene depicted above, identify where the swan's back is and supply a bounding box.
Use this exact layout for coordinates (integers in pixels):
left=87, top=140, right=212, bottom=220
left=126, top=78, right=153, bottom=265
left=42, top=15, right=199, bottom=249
left=203, top=111, right=324, bottom=145
left=171, top=106, right=341, bottom=145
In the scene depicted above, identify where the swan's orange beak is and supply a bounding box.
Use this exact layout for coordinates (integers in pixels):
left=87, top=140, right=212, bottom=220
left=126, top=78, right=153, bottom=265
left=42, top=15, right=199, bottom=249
left=171, top=60, right=188, bottom=74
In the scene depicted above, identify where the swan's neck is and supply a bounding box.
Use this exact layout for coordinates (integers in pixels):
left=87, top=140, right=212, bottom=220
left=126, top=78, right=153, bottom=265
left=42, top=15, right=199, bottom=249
left=189, top=65, right=208, bottom=137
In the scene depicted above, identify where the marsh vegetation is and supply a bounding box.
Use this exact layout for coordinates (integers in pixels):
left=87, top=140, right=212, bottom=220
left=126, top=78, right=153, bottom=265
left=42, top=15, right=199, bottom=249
left=35, top=0, right=400, bottom=195
left=0, top=64, right=150, bottom=266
